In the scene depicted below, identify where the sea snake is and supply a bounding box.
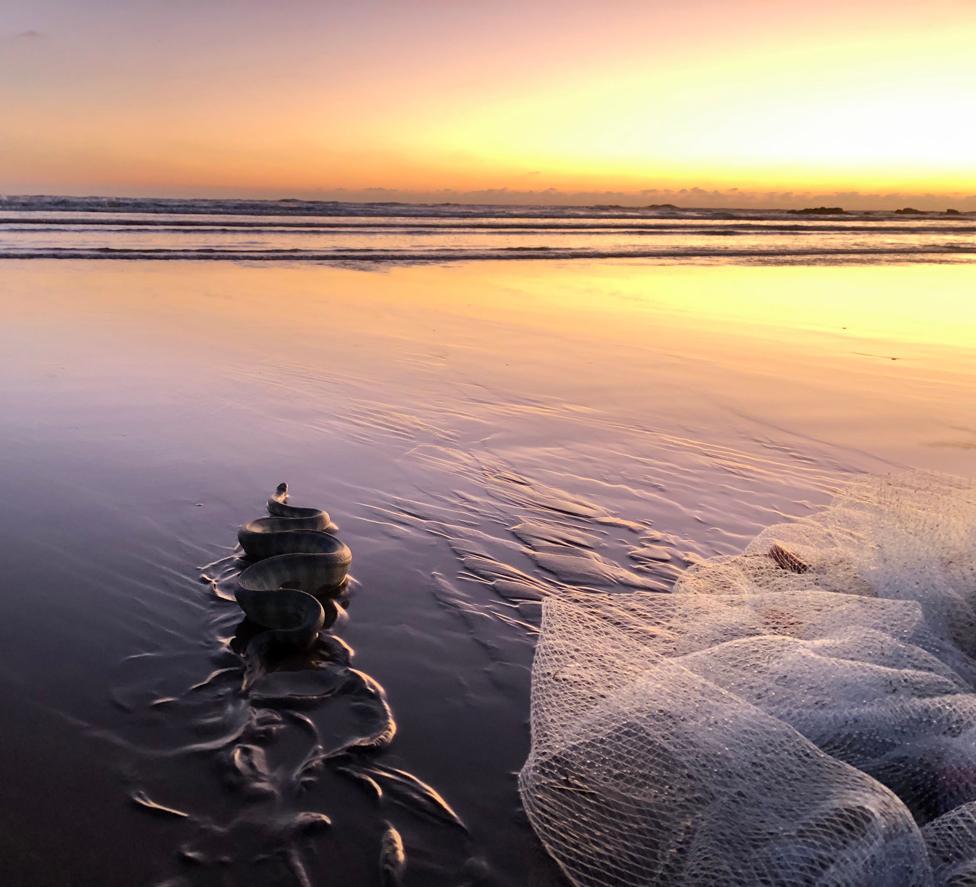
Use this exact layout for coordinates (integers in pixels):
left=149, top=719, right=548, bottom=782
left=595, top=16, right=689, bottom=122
left=234, top=483, right=352, bottom=648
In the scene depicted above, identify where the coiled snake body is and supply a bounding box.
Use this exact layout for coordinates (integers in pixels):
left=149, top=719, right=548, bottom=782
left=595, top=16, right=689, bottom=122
left=234, top=483, right=352, bottom=648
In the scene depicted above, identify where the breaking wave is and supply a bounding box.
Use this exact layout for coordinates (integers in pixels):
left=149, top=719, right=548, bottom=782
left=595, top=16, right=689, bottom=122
left=2, top=197, right=974, bottom=265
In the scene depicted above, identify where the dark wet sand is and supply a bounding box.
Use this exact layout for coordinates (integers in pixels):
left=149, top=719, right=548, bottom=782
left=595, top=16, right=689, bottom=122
left=0, top=260, right=974, bottom=886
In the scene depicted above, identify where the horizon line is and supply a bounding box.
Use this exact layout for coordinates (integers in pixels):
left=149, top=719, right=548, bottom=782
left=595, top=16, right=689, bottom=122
left=3, top=192, right=974, bottom=215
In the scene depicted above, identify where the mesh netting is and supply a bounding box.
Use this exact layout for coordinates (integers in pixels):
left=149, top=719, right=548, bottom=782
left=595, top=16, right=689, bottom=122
left=922, top=802, right=976, bottom=885
left=520, top=472, right=976, bottom=886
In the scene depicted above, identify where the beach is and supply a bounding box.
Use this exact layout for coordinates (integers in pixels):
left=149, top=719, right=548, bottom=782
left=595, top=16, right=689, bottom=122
left=1, top=254, right=975, bottom=886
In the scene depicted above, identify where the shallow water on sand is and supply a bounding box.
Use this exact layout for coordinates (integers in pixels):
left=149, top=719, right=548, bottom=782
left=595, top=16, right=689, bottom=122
left=0, top=260, right=974, bottom=886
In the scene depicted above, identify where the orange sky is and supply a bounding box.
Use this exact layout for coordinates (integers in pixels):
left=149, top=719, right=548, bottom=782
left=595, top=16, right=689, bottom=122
left=2, top=0, right=975, bottom=208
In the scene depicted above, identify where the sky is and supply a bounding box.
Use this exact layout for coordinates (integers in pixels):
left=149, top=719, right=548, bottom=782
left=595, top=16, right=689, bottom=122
left=2, top=0, right=975, bottom=208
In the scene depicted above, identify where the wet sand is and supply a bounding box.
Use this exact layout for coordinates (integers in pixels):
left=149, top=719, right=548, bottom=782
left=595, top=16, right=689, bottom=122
left=1, top=260, right=974, bottom=886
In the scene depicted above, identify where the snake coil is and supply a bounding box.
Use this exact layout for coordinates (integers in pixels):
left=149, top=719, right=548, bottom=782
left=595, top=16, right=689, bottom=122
left=233, top=483, right=352, bottom=648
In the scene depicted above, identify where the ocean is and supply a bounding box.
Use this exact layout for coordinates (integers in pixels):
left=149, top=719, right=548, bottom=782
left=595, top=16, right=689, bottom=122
left=2, top=195, right=975, bottom=262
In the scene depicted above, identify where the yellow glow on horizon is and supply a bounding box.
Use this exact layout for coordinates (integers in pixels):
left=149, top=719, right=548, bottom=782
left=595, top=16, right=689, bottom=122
left=2, top=1, right=975, bottom=202
left=406, top=25, right=976, bottom=195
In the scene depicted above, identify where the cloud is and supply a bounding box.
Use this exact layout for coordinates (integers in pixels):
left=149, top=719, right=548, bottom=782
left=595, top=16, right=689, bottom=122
left=29, top=181, right=975, bottom=212
left=303, top=185, right=976, bottom=212
left=1, top=29, right=45, bottom=48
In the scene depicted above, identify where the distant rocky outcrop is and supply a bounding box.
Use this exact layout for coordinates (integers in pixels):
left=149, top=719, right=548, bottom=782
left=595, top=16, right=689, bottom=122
left=946, top=208, right=962, bottom=215
left=894, top=207, right=923, bottom=215
left=788, top=206, right=845, bottom=215
left=645, top=203, right=680, bottom=211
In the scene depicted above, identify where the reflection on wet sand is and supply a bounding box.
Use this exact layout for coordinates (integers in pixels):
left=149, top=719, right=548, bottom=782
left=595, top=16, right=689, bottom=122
left=0, top=260, right=973, bottom=886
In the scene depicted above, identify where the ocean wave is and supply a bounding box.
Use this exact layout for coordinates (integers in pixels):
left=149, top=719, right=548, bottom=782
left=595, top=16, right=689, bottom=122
left=4, top=199, right=973, bottom=265
left=3, top=217, right=976, bottom=235
left=3, top=194, right=971, bottom=222
left=3, top=244, right=975, bottom=264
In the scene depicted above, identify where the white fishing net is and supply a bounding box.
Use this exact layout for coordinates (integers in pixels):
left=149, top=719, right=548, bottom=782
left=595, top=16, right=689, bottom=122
left=520, top=472, right=976, bottom=886
left=922, top=801, right=976, bottom=885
